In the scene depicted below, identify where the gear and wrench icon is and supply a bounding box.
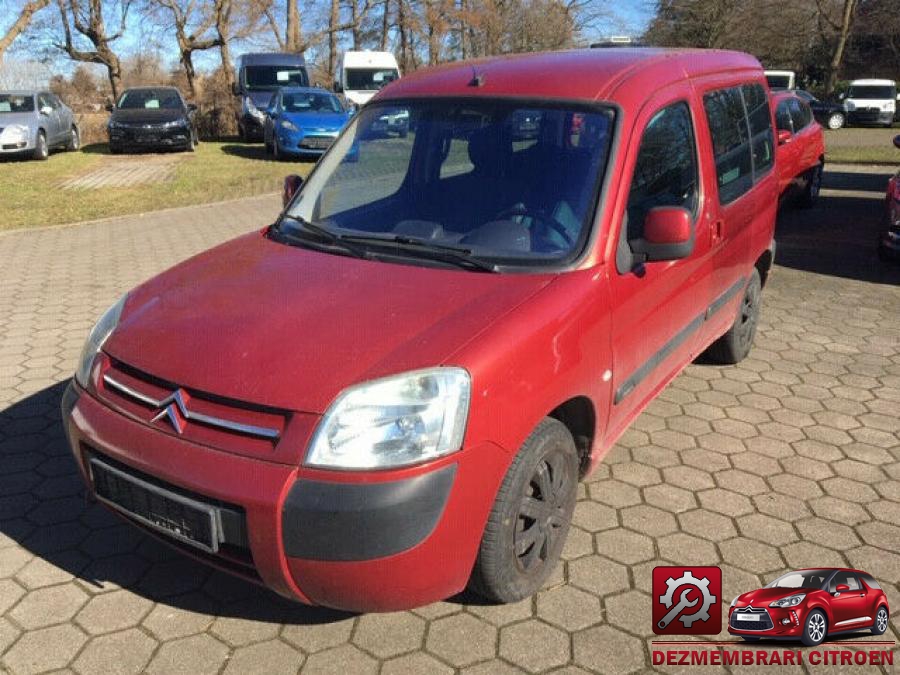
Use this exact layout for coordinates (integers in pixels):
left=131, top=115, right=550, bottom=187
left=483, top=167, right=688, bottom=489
left=658, top=570, right=717, bottom=628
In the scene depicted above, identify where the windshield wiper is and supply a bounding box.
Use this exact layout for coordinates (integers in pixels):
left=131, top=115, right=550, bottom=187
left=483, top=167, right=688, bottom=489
left=340, top=234, right=500, bottom=272
left=272, top=215, right=369, bottom=260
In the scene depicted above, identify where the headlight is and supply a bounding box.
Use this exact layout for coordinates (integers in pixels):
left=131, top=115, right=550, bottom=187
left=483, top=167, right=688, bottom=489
left=280, top=119, right=298, bottom=131
left=730, top=596, right=739, bottom=607
left=245, top=99, right=265, bottom=121
left=306, top=367, right=471, bottom=469
left=162, top=119, right=187, bottom=128
left=769, top=593, right=806, bottom=608
left=2, top=124, right=28, bottom=140
left=884, top=101, right=896, bottom=112
left=75, top=294, right=127, bottom=388
left=108, top=120, right=121, bottom=131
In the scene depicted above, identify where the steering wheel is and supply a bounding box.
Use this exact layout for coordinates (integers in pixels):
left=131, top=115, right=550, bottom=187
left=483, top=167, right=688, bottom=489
left=494, top=203, right=575, bottom=248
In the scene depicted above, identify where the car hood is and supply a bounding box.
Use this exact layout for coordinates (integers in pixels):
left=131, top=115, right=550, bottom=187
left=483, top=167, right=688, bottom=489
left=104, top=232, right=555, bottom=413
left=0, top=112, right=36, bottom=128
left=734, top=587, right=812, bottom=607
left=283, top=111, right=348, bottom=132
left=110, top=108, right=186, bottom=124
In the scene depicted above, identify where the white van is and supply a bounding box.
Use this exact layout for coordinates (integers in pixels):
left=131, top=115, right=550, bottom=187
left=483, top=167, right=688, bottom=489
left=842, top=79, right=898, bottom=127
left=765, top=70, right=796, bottom=90
left=334, top=51, right=401, bottom=107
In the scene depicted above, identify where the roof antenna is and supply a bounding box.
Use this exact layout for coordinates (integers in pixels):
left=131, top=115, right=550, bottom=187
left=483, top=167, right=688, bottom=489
left=469, top=66, right=485, bottom=87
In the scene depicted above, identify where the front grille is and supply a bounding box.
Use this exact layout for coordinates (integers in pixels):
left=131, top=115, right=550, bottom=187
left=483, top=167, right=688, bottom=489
left=299, top=135, right=334, bottom=150
left=97, top=358, right=286, bottom=454
left=730, top=607, right=774, bottom=631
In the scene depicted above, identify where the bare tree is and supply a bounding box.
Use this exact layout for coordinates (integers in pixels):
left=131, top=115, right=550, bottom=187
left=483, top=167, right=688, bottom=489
left=0, top=0, right=52, bottom=61
left=815, top=0, right=859, bottom=94
left=150, top=0, right=221, bottom=96
left=55, top=0, right=132, bottom=99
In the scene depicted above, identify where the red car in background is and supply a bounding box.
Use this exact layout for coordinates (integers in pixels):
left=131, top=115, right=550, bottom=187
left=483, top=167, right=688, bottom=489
left=879, top=134, right=900, bottom=260
left=772, top=90, right=826, bottom=207
left=729, top=568, right=890, bottom=646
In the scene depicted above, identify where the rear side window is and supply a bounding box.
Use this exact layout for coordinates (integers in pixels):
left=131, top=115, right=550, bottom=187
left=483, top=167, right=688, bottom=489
left=703, top=84, right=774, bottom=204
left=742, top=84, right=773, bottom=176
left=860, top=573, right=881, bottom=590
left=625, top=102, right=699, bottom=243
left=775, top=102, right=793, bottom=132
left=788, top=98, right=813, bottom=131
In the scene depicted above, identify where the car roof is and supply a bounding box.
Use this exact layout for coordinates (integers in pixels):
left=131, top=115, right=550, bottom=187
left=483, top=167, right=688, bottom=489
left=121, top=86, right=181, bottom=93
left=794, top=567, right=870, bottom=575
left=0, top=91, right=39, bottom=96
left=278, top=87, right=334, bottom=95
left=771, top=90, right=802, bottom=103
left=239, top=52, right=306, bottom=67
left=378, top=48, right=762, bottom=104
left=849, top=79, right=895, bottom=86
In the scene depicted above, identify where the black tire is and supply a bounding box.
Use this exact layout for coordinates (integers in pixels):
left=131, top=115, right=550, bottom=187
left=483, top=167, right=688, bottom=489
left=799, top=161, right=823, bottom=208
left=801, top=609, right=827, bottom=647
left=872, top=606, right=888, bottom=635
left=67, top=126, right=80, bottom=151
left=109, top=143, right=122, bottom=155
left=705, top=268, right=762, bottom=365
left=741, top=637, right=760, bottom=642
left=32, top=131, right=48, bottom=161
left=826, top=112, right=844, bottom=130
left=185, top=132, right=196, bottom=153
left=468, top=418, right=578, bottom=603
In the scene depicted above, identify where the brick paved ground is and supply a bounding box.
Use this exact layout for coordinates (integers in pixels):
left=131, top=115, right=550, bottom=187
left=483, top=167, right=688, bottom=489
left=1, top=166, right=899, bottom=674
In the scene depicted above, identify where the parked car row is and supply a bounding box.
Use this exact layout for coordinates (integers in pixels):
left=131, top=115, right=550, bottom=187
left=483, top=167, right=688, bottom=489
left=0, top=90, right=79, bottom=160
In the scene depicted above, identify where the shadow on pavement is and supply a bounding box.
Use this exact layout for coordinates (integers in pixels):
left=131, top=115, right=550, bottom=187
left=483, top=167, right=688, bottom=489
left=220, top=143, right=317, bottom=164
left=0, top=381, right=353, bottom=626
left=775, top=167, right=900, bottom=284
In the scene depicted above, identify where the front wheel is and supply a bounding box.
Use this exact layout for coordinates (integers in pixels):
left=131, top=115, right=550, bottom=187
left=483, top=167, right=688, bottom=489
left=468, top=418, right=578, bottom=603
left=826, top=112, right=844, bottom=130
left=704, top=268, right=762, bottom=365
left=32, top=131, right=48, bottom=161
left=802, top=610, right=827, bottom=647
left=872, top=606, right=888, bottom=635
left=800, top=162, right=823, bottom=208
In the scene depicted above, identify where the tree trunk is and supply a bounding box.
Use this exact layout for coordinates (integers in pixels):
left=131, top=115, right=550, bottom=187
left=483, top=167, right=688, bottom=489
left=826, top=0, right=858, bottom=95
left=286, top=0, right=301, bottom=51
left=328, top=0, right=339, bottom=79
left=351, top=0, right=361, bottom=48
left=0, top=0, right=51, bottom=61
left=182, top=50, right=197, bottom=97
left=380, top=0, right=390, bottom=50
left=397, top=0, right=408, bottom=70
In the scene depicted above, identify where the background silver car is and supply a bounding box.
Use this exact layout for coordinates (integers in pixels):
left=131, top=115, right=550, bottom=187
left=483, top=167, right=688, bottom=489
left=0, top=90, right=80, bottom=161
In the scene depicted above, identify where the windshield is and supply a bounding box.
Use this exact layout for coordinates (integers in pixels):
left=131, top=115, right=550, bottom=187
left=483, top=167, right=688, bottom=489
left=345, top=68, right=400, bottom=91
left=283, top=91, right=343, bottom=114
left=766, top=75, right=792, bottom=89
left=847, top=85, right=896, bottom=100
left=245, top=65, right=308, bottom=90
left=766, top=570, right=831, bottom=589
left=283, top=100, right=614, bottom=267
left=118, top=89, right=182, bottom=109
left=0, top=94, right=35, bottom=113
left=795, top=90, right=817, bottom=102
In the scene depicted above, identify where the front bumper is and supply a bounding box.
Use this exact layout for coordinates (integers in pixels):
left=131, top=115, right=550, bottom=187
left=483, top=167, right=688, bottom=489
left=63, top=380, right=507, bottom=611
left=727, top=606, right=805, bottom=639
left=880, top=228, right=900, bottom=259
left=847, top=110, right=894, bottom=125
left=109, top=125, right=192, bottom=149
left=276, top=129, right=337, bottom=157
left=240, top=113, right=266, bottom=138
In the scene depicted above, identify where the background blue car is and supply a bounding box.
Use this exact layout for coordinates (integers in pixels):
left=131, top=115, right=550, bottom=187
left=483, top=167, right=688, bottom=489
left=263, top=87, right=351, bottom=160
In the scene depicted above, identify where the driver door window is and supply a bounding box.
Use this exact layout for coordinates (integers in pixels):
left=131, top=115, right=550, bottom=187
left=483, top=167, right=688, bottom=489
left=830, top=572, right=860, bottom=592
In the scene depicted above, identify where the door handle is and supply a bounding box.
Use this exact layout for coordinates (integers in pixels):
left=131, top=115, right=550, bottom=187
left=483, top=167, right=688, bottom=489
left=859, top=593, right=865, bottom=597
left=712, top=219, right=724, bottom=241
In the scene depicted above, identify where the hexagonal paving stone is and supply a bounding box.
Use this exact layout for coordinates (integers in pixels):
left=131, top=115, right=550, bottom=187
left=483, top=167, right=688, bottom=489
left=644, top=484, right=697, bottom=514
left=678, top=509, right=737, bottom=542
left=467, top=598, right=533, bottom=626
left=74, top=628, right=156, bottom=675
left=223, top=639, right=304, bottom=675
left=698, top=489, right=753, bottom=518
left=621, top=505, right=677, bottom=537
left=809, top=496, right=871, bottom=526
left=781, top=542, right=847, bottom=569
left=719, top=537, right=783, bottom=574
left=856, top=521, right=900, bottom=553
left=737, top=513, right=797, bottom=546
left=753, top=492, right=810, bottom=521
left=822, top=476, right=879, bottom=503
left=499, top=619, right=570, bottom=673
left=568, top=555, right=630, bottom=597
left=663, top=465, right=716, bottom=491
left=573, top=625, right=645, bottom=673
left=796, top=518, right=861, bottom=551
left=612, top=462, right=662, bottom=487
left=382, top=652, right=453, bottom=675
left=2, top=624, right=87, bottom=673
left=595, top=530, right=654, bottom=565
left=847, top=546, right=900, bottom=583
left=75, top=589, right=153, bottom=635
left=0, top=578, right=24, bottom=616
left=572, top=501, right=618, bottom=532
left=300, top=644, right=378, bottom=675
left=588, top=480, right=642, bottom=508
left=9, top=582, right=88, bottom=629
left=146, top=634, right=229, bottom=675
left=536, top=585, right=602, bottom=631
left=352, top=611, right=425, bottom=658
left=210, top=610, right=281, bottom=648
left=605, top=590, right=653, bottom=637
left=281, top=614, right=356, bottom=653
left=562, top=526, right=595, bottom=560
left=425, top=613, right=497, bottom=667
left=658, top=533, right=720, bottom=567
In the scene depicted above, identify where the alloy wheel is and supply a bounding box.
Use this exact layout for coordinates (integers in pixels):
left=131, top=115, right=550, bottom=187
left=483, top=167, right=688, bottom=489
left=808, top=612, right=826, bottom=643
left=876, top=608, right=888, bottom=632
left=514, top=448, right=574, bottom=573
left=736, top=281, right=760, bottom=351
left=827, top=113, right=844, bottom=130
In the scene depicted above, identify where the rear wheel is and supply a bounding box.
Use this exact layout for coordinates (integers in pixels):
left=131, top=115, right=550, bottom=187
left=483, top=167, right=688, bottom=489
left=826, top=112, right=844, bottom=130
left=32, top=131, right=48, bottom=161
left=872, top=606, right=888, bottom=635
left=802, top=610, right=827, bottom=647
left=705, top=268, right=761, bottom=365
left=468, top=418, right=578, bottom=603
left=67, top=126, right=80, bottom=151
left=799, top=161, right=823, bottom=208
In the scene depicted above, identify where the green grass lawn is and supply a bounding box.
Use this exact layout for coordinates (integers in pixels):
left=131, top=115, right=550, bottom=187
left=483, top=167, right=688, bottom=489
left=825, top=127, right=899, bottom=164
left=1, top=141, right=312, bottom=231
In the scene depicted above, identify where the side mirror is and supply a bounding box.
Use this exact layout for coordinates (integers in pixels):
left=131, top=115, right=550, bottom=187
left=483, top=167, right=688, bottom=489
left=777, top=129, right=792, bottom=145
left=40, top=105, right=53, bottom=116
left=835, top=584, right=850, bottom=594
left=105, top=101, right=114, bottom=112
left=838, top=92, right=846, bottom=100
left=282, top=174, right=303, bottom=207
left=630, top=206, right=694, bottom=264
left=232, top=82, right=240, bottom=96
left=893, top=135, right=900, bottom=150
left=187, top=103, right=198, bottom=112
